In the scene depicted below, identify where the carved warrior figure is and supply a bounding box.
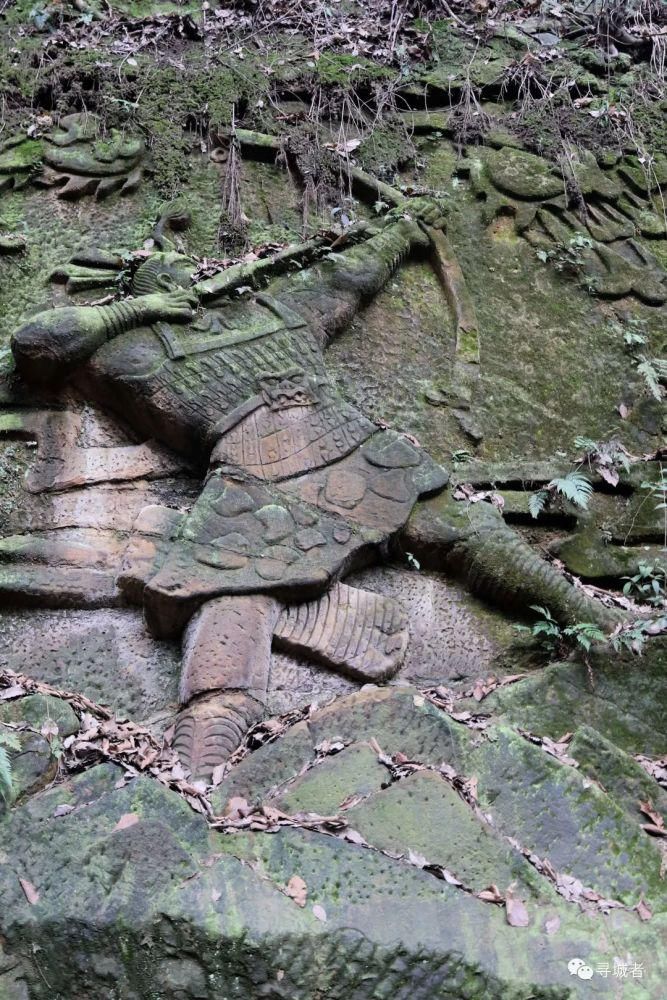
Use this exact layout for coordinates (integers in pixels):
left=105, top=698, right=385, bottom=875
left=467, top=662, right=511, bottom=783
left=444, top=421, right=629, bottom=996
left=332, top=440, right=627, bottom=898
left=11, top=197, right=617, bottom=778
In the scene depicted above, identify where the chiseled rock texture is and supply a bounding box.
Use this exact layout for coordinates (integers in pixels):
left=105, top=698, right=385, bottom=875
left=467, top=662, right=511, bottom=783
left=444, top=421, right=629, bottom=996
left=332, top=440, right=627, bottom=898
left=2, top=0, right=667, bottom=995
left=1, top=684, right=666, bottom=999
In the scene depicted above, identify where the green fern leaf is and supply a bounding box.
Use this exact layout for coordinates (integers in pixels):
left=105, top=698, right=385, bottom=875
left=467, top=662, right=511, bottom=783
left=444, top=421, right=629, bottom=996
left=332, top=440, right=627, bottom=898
left=549, top=472, right=593, bottom=509
left=637, top=357, right=666, bottom=401
left=0, top=729, right=21, bottom=751
left=0, top=744, right=14, bottom=803
left=0, top=727, right=21, bottom=804
left=528, top=490, right=548, bottom=519
left=529, top=605, right=548, bottom=617
left=574, top=436, right=598, bottom=454
left=564, top=622, right=606, bottom=647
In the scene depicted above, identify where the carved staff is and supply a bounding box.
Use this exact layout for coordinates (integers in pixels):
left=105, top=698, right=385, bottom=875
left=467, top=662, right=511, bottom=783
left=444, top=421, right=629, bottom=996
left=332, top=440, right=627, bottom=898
left=226, top=128, right=481, bottom=409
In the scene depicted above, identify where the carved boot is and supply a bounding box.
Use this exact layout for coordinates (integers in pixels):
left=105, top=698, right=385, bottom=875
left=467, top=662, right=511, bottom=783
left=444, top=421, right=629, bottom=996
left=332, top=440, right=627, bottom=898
left=172, top=691, right=264, bottom=781
left=172, top=593, right=279, bottom=780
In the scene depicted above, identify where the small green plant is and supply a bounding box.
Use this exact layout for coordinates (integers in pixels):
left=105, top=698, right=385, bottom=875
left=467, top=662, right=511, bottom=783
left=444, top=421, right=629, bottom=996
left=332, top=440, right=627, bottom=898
left=641, top=464, right=667, bottom=551
left=616, top=316, right=648, bottom=350
left=536, top=233, right=593, bottom=276
left=624, top=330, right=647, bottom=347
left=622, top=562, right=666, bottom=609
left=574, top=435, right=632, bottom=487
left=451, top=449, right=472, bottom=464
left=514, top=605, right=606, bottom=658
left=0, top=726, right=21, bottom=804
left=636, top=356, right=667, bottom=402
left=115, top=249, right=137, bottom=295
left=610, top=616, right=667, bottom=656
left=529, top=471, right=593, bottom=519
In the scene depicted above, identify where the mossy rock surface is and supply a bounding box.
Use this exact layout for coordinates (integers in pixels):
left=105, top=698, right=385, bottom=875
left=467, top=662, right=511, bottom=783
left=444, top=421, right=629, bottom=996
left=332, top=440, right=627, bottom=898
left=0, top=694, right=78, bottom=809
left=1, top=2, right=667, bottom=995
left=0, top=762, right=579, bottom=999
left=484, top=642, right=667, bottom=756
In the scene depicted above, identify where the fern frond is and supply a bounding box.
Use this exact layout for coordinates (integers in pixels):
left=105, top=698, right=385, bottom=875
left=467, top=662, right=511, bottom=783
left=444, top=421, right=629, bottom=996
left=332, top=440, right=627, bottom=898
left=529, top=605, right=555, bottom=621
left=574, top=436, right=598, bottom=454
left=565, top=622, right=606, bottom=639
left=0, top=744, right=14, bottom=803
left=0, top=728, right=21, bottom=804
left=0, top=729, right=21, bottom=751
left=563, top=622, right=606, bottom=651
left=637, top=356, right=666, bottom=401
left=528, top=490, right=548, bottom=519
left=549, top=472, right=593, bottom=509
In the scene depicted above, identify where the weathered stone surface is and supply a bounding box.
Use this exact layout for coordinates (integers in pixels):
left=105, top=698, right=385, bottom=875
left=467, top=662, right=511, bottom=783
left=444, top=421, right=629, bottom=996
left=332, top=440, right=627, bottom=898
left=173, top=691, right=264, bottom=780
left=469, top=725, right=665, bottom=907
left=568, top=724, right=667, bottom=822
left=0, top=695, right=78, bottom=808
left=265, top=648, right=362, bottom=715
left=344, top=769, right=544, bottom=897
left=213, top=719, right=317, bottom=808
left=180, top=593, right=280, bottom=703
left=347, top=564, right=519, bottom=684
left=276, top=742, right=388, bottom=815
left=4, top=750, right=660, bottom=997
left=2, top=6, right=667, bottom=991
left=484, top=642, right=667, bottom=756
left=305, top=687, right=472, bottom=769
left=0, top=609, right=180, bottom=720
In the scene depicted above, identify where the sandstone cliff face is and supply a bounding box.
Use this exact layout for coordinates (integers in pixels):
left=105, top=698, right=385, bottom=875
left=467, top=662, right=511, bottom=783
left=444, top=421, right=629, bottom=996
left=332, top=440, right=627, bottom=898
left=0, top=2, right=665, bottom=997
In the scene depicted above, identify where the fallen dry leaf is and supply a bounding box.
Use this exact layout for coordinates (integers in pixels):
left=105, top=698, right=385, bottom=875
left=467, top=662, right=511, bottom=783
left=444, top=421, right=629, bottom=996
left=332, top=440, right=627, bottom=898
left=338, top=792, right=365, bottom=811
left=286, top=875, right=308, bottom=907
left=439, top=868, right=463, bottom=886
left=1, top=685, right=26, bottom=700
left=636, top=898, right=653, bottom=922
left=478, top=884, right=504, bottom=904
left=19, top=878, right=39, bottom=905
left=312, top=903, right=327, bottom=921
left=639, top=800, right=664, bottom=829
left=343, top=828, right=368, bottom=847
left=112, top=812, right=139, bottom=833
left=545, top=915, right=560, bottom=935
left=641, top=823, right=667, bottom=838
left=314, top=739, right=345, bottom=755
left=210, top=763, right=227, bottom=787
left=223, top=797, right=250, bottom=821
left=463, top=776, right=478, bottom=802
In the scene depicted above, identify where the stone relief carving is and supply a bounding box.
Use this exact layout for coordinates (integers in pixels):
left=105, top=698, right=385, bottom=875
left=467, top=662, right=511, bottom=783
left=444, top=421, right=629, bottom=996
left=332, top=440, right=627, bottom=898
left=0, top=113, right=144, bottom=202
left=4, top=190, right=626, bottom=779
left=468, top=144, right=667, bottom=304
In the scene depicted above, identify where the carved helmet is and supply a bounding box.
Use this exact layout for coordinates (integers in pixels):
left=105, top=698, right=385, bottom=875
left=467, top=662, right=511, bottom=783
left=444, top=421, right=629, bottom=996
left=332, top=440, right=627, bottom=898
left=132, top=251, right=196, bottom=296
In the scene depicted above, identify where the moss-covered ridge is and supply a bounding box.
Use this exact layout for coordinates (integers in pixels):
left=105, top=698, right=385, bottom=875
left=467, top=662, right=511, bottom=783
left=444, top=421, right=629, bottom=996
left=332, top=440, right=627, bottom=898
left=2, top=683, right=666, bottom=998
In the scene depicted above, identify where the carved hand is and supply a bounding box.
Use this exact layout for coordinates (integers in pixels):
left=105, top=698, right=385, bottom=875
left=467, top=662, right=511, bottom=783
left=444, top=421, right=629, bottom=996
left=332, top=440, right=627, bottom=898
left=384, top=196, right=448, bottom=231
left=139, top=288, right=198, bottom=324
left=11, top=288, right=198, bottom=382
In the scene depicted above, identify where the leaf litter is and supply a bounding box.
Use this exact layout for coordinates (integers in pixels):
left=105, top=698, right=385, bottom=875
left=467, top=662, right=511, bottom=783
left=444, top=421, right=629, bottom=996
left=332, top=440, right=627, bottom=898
left=1, top=668, right=655, bottom=924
